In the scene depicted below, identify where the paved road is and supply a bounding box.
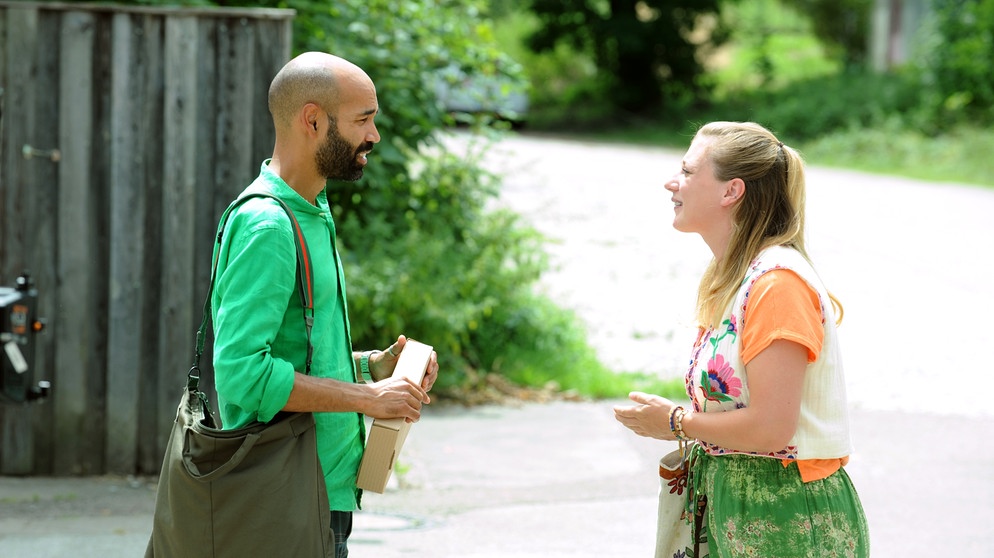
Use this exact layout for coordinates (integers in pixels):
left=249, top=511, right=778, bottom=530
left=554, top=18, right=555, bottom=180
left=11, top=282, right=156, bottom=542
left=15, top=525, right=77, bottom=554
left=2, top=132, right=992, bottom=557
left=2, top=404, right=991, bottom=557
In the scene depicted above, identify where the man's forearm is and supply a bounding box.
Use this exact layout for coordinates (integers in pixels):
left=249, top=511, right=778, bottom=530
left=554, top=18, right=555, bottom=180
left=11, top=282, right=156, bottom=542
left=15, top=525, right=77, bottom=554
left=283, top=370, right=427, bottom=422
left=283, top=372, right=371, bottom=414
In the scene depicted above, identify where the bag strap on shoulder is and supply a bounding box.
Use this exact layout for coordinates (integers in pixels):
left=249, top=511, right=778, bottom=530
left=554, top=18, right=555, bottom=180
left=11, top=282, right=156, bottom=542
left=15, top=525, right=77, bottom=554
left=188, top=193, right=315, bottom=393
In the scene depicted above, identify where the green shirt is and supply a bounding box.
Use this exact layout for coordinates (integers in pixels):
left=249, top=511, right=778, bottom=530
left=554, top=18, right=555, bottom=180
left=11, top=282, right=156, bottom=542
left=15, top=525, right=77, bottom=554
left=211, top=162, right=364, bottom=511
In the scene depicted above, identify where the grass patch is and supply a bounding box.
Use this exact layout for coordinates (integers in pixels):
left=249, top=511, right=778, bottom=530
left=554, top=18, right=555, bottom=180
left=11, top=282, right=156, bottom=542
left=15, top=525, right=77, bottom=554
left=799, top=124, right=994, bottom=188
left=606, top=372, right=689, bottom=401
left=507, top=365, right=687, bottom=401
left=477, top=295, right=690, bottom=401
left=538, top=117, right=994, bottom=190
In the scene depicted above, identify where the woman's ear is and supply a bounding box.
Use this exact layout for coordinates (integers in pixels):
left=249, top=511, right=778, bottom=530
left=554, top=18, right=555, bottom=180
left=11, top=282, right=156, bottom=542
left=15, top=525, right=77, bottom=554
left=721, top=178, right=746, bottom=207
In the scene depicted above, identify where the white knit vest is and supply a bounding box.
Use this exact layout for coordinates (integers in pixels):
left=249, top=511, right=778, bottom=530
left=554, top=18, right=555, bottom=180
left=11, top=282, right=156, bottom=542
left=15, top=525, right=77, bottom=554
left=686, top=245, right=854, bottom=460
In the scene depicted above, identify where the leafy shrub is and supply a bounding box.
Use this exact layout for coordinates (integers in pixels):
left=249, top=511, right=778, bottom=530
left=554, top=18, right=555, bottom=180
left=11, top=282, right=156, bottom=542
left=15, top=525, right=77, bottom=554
left=799, top=121, right=994, bottom=186
left=339, top=145, right=552, bottom=389
left=288, top=0, right=613, bottom=391
left=913, top=0, right=994, bottom=129
left=714, top=69, right=923, bottom=141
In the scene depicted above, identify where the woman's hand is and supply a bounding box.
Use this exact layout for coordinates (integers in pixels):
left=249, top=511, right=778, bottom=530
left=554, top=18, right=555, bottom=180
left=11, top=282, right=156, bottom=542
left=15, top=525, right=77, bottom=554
left=613, top=391, right=679, bottom=440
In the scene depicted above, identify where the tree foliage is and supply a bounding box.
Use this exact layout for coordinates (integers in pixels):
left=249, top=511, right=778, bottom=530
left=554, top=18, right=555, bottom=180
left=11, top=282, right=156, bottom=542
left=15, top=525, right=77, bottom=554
left=915, top=0, right=994, bottom=126
left=524, top=0, right=727, bottom=114
left=779, top=0, right=872, bottom=67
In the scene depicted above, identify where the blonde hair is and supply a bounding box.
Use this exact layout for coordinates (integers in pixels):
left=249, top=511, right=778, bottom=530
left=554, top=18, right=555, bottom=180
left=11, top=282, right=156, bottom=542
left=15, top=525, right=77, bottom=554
left=693, top=121, right=843, bottom=327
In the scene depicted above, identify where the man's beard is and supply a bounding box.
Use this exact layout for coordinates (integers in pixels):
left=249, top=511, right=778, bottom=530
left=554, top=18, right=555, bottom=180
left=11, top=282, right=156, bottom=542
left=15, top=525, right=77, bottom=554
left=315, top=124, right=372, bottom=181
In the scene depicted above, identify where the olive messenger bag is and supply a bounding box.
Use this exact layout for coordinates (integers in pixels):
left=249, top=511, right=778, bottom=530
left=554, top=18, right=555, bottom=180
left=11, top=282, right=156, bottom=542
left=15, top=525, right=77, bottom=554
left=145, top=193, right=334, bottom=558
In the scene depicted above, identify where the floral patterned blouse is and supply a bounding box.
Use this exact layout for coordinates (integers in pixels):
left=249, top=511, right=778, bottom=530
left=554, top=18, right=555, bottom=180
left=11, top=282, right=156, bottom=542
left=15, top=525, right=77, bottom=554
left=684, top=246, right=854, bottom=461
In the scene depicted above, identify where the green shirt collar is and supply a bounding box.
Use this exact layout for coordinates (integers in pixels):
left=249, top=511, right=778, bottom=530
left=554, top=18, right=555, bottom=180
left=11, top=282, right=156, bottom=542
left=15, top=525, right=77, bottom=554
left=247, top=160, right=330, bottom=215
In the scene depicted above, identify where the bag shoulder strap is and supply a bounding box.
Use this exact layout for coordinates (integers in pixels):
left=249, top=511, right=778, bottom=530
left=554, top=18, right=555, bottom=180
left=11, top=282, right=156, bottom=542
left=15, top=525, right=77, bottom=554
left=188, top=193, right=315, bottom=392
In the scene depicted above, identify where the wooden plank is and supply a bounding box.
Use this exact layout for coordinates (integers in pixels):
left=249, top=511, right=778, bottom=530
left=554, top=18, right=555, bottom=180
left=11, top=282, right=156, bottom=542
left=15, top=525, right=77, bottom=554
left=149, top=14, right=199, bottom=472
left=86, top=11, right=114, bottom=475
left=53, top=8, right=97, bottom=476
left=205, top=18, right=258, bottom=414
left=0, top=6, right=6, bottom=268
left=0, top=7, right=10, bottom=295
left=0, top=7, right=6, bottom=112
left=251, top=18, right=291, bottom=165
left=214, top=17, right=257, bottom=208
left=0, top=6, right=36, bottom=280
left=103, top=11, right=146, bottom=474
left=0, top=3, right=4, bottom=271
left=23, top=7, right=62, bottom=474
left=0, top=4, right=39, bottom=475
left=192, top=18, right=218, bottom=406
left=135, top=12, right=161, bottom=473
left=129, top=12, right=164, bottom=474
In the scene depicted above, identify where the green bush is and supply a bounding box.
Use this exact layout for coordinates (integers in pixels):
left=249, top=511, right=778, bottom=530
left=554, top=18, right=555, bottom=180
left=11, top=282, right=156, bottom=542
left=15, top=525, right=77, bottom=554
left=721, top=69, right=923, bottom=141
left=914, top=0, right=994, bottom=129
left=799, top=121, right=994, bottom=186
left=339, top=145, right=552, bottom=390
left=113, top=0, right=629, bottom=395
left=285, top=0, right=624, bottom=393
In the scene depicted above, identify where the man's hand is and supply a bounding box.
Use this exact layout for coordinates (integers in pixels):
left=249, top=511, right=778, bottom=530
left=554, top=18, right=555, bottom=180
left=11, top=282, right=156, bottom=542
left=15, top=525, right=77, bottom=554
left=371, top=334, right=439, bottom=403
left=363, top=376, right=429, bottom=423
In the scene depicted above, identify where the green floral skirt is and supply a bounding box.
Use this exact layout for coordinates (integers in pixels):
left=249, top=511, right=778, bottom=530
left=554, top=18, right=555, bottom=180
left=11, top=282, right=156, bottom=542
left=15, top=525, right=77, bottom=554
left=690, top=451, right=870, bottom=558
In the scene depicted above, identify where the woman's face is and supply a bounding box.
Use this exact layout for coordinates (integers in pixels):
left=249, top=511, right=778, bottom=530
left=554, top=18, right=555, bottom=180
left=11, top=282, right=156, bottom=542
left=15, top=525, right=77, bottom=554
left=664, top=136, right=730, bottom=237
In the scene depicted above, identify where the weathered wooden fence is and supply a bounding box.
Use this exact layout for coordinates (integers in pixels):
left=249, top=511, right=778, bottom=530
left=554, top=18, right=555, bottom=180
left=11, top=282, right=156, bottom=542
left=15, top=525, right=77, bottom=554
left=0, top=1, right=294, bottom=475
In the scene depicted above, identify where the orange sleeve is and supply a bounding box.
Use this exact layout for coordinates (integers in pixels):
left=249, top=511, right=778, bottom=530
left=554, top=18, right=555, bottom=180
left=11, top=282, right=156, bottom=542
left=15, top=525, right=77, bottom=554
left=740, top=269, right=824, bottom=365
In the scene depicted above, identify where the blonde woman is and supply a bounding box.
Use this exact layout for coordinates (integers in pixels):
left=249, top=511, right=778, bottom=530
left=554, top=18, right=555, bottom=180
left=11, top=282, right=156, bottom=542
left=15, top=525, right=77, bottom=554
left=615, top=121, right=869, bottom=557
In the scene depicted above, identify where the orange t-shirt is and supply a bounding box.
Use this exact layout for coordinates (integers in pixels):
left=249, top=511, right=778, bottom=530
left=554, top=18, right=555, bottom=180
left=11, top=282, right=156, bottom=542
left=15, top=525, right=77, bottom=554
left=741, top=269, right=847, bottom=483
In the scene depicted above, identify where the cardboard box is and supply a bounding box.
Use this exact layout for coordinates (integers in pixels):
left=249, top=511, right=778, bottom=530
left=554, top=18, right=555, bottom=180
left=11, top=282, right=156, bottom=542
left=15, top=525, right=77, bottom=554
left=356, top=340, right=433, bottom=493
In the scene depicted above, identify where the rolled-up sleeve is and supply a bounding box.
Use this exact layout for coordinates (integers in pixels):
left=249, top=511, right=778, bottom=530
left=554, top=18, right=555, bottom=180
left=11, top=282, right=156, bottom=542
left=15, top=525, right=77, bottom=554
left=211, top=205, right=297, bottom=425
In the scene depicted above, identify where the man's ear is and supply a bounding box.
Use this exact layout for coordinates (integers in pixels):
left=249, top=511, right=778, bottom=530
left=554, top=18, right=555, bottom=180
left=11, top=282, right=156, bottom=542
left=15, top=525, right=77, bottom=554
left=300, top=103, right=322, bottom=136
left=721, top=178, right=746, bottom=207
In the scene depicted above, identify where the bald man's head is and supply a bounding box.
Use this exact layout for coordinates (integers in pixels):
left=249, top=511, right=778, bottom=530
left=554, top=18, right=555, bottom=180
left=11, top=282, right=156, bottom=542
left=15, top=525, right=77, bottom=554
left=268, top=52, right=367, bottom=130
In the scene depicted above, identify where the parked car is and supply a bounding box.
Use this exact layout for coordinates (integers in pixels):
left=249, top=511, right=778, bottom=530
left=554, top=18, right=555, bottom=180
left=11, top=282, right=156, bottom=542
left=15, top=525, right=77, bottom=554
left=433, top=64, right=529, bottom=124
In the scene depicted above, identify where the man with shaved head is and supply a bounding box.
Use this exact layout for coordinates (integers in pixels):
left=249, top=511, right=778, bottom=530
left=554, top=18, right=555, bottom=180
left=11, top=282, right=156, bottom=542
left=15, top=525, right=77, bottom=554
left=210, top=52, right=439, bottom=557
